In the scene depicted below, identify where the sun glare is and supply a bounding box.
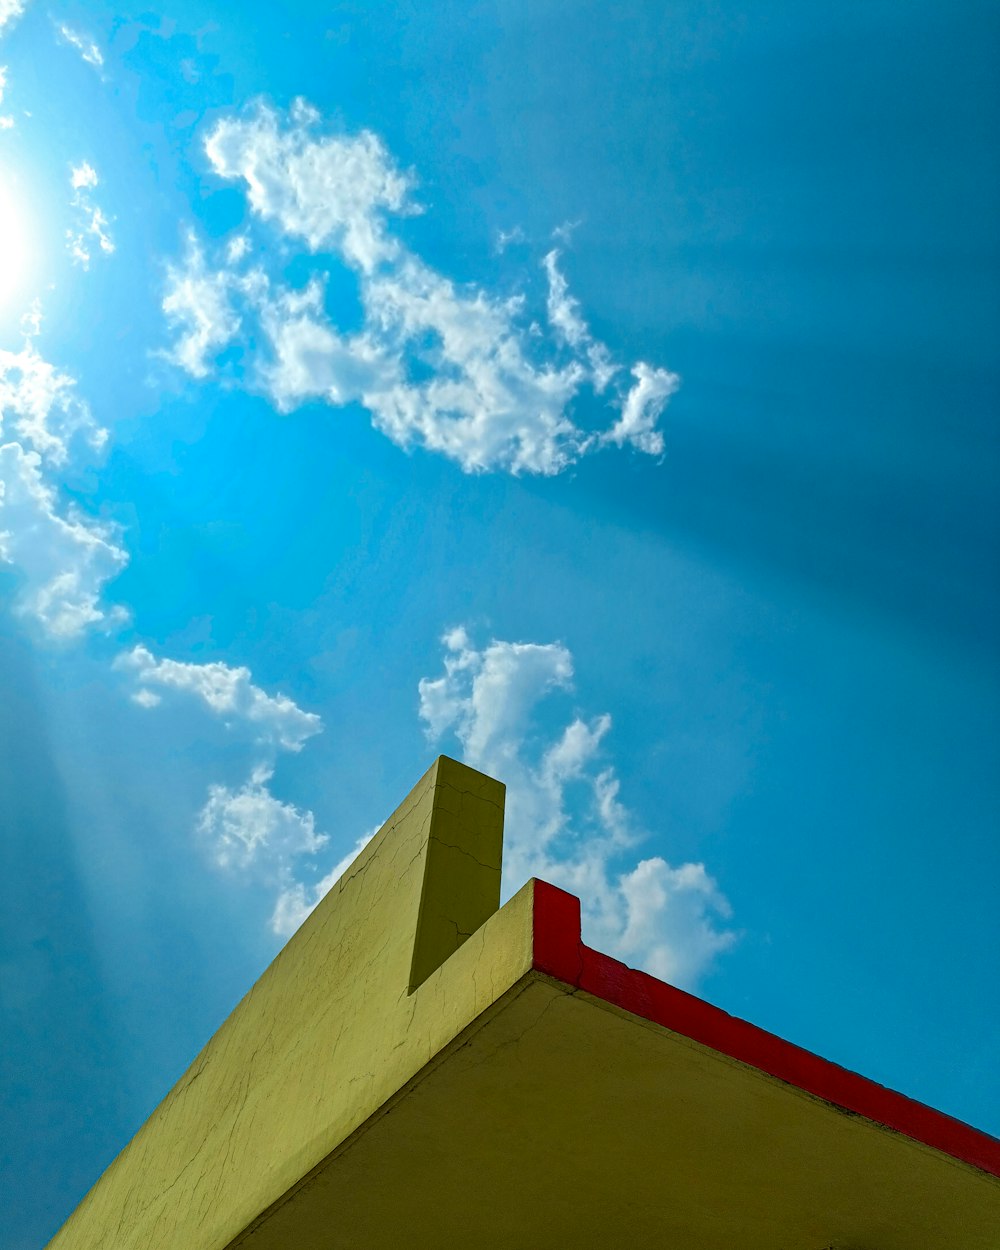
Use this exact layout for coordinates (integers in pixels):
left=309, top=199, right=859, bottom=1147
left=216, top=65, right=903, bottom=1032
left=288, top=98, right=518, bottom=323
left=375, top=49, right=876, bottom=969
left=0, top=170, right=35, bottom=314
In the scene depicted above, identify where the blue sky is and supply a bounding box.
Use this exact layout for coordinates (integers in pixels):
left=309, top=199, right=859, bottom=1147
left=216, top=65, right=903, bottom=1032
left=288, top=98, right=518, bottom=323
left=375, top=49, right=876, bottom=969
left=1, top=1, right=998, bottom=1242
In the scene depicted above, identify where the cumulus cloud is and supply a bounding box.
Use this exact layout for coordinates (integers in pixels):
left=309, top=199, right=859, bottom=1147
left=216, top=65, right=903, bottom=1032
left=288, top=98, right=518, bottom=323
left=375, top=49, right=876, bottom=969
left=543, top=248, right=589, bottom=349
left=0, top=337, right=107, bottom=464
left=70, top=162, right=97, bottom=191
left=67, top=161, right=114, bottom=270
left=55, top=23, right=104, bottom=69
left=198, top=764, right=327, bottom=874
left=116, top=643, right=329, bottom=922
left=19, top=299, right=41, bottom=339
left=0, top=334, right=125, bottom=637
left=193, top=750, right=375, bottom=943
left=494, top=225, right=524, bottom=254
left=542, top=248, right=616, bottom=391
left=163, top=101, right=680, bottom=475
left=0, top=442, right=127, bottom=636
left=205, top=98, right=413, bottom=271
left=271, top=829, right=375, bottom=937
left=0, top=65, right=13, bottom=128
left=617, top=858, right=735, bottom=985
left=0, top=294, right=332, bottom=938
left=160, top=236, right=241, bottom=377
left=361, top=257, right=591, bottom=474
left=419, top=626, right=574, bottom=768
left=552, top=219, right=581, bottom=245
left=192, top=748, right=378, bottom=942
left=418, top=627, right=735, bottom=988
left=0, top=1, right=26, bottom=37
left=116, top=644, right=322, bottom=752
left=602, top=362, right=680, bottom=457
left=257, top=274, right=379, bottom=408
left=226, top=233, right=250, bottom=264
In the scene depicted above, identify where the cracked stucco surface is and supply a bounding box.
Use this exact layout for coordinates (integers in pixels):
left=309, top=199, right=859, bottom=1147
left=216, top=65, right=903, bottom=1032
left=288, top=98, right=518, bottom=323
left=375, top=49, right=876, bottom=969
left=44, top=753, right=999, bottom=1249
left=47, top=756, right=533, bottom=1250
left=229, top=976, right=1000, bottom=1249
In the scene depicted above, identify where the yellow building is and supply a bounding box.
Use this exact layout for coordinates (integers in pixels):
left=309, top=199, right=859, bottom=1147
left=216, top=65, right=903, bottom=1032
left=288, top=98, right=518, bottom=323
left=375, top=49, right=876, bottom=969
left=48, top=757, right=999, bottom=1248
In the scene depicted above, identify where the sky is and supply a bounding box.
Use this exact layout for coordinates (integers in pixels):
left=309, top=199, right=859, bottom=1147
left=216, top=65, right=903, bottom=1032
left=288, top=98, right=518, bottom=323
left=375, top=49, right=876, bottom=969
left=0, top=1, right=998, bottom=1243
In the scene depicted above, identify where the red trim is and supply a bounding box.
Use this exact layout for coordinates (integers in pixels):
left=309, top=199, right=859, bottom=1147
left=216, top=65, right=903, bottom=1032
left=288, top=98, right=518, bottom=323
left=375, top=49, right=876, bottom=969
left=531, top=879, right=1000, bottom=1179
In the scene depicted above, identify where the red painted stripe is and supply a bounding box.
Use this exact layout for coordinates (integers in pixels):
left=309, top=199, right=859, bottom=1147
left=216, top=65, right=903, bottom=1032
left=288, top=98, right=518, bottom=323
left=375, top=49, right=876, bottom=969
left=531, top=878, right=1000, bottom=1179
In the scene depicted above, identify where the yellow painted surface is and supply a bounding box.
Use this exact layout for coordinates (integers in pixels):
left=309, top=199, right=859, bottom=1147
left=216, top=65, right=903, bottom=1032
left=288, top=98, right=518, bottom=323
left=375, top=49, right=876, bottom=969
left=241, top=974, right=998, bottom=1249
left=47, top=756, right=532, bottom=1250
left=48, top=754, right=999, bottom=1249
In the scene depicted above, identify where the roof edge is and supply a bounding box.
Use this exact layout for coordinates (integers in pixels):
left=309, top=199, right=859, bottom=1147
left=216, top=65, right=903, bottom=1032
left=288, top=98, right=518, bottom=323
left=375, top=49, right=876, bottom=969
left=530, top=878, right=1000, bottom=1179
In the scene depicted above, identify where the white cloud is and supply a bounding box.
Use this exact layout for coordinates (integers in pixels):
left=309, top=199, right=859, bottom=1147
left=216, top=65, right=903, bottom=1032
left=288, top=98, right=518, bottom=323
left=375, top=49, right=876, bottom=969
left=160, top=236, right=241, bottom=377
left=56, top=23, right=103, bottom=69
left=257, top=274, right=380, bottom=409
left=116, top=644, right=322, bottom=752
left=197, top=765, right=346, bottom=939
left=542, top=249, right=616, bottom=391
left=226, top=233, right=250, bottom=264
left=552, top=219, right=581, bottom=245
left=0, top=334, right=124, bottom=637
left=0, top=64, right=12, bottom=128
left=111, top=592, right=328, bottom=937
left=0, top=298, right=333, bottom=945
left=165, top=242, right=594, bottom=474
left=0, top=322, right=331, bottom=929
left=602, top=362, right=680, bottom=456
left=494, top=225, right=524, bottom=254
left=19, top=300, right=41, bottom=339
left=418, top=627, right=735, bottom=988
left=0, top=2, right=26, bottom=37
left=0, top=338, right=107, bottom=464
left=360, top=257, right=590, bottom=474
left=197, top=763, right=327, bottom=874
left=70, top=161, right=98, bottom=191
left=419, top=625, right=574, bottom=767
left=0, top=441, right=127, bottom=637
left=204, top=98, right=413, bottom=271
left=67, top=161, right=114, bottom=270
left=163, top=102, right=680, bottom=476
left=271, top=829, right=375, bottom=937
left=618, top=858, right=734, bottom=986
left=543, top=248, right=589, bottom=349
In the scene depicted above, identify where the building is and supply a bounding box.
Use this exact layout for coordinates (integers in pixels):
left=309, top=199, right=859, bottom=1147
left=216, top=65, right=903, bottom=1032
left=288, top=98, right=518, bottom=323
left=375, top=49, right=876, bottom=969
left=48, top=756, right=1000, bottom=1248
